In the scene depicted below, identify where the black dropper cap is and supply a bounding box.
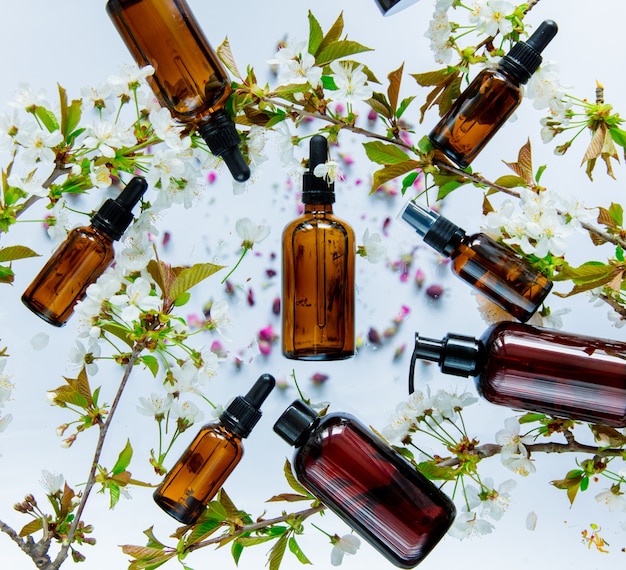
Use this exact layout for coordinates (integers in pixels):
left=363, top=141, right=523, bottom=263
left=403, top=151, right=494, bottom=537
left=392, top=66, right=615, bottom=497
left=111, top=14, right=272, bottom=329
left=219, top=373, right=276, bottom=438
left=198, top=110, right=251, bottom=183
left=409, top=332, right=483, bottom=394
left=91, top=176, right=148, bottom=241
left=375, top=0, right=419, bottom=16
left=400, top=200, right=465, bottom=257
left=499, top=20, right=558, bottom=84
left=273, top=399, right=319, bottom=448
left=302, top=135, right=335, bottom=205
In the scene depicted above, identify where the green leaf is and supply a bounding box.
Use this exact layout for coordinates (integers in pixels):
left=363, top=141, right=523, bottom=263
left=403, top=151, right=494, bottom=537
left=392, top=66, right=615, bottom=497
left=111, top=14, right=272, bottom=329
left=173, top=291, right=191, bottom=307
left=401, top=171, right=419, bottom=195
left=436, top=179, right=466, bottom=201
left=321, top=75, right=338, bottom=90
left=266, top=493, right=311, bottom=503
left=411, top=68, right=454, bottom=87
left=0, top=245, right=40, bottom=262
left=282, top=460, right=311, bottom=498
left=363, top=141, right=411, bottom=165
left=186, top=519, right=222, bottom=546
left=169, top=262, right=224, bottom=301
left=417, top=461, right=457, bottom=481
left=616, top=245, right=625, bottom=262
left=493, top=175, right=528, bottom=189
left=387, top=63, right=404, bottom=116
left=217, top=37, right=242, bottom=79
left=288, top=536, right=312, bottom=565
left=552, top=261, right=617, bottom=284
left=307, top=11, right=324, bottom=55
left=372, top=160, right=421, bottom=192
left=112, top=439, right=133, bottom=475
left=316, top=40, right=372, bottom=66
left=315, top=12, right=344, bottom=57
left=535, top=164, right=547, bottom=183
left=109, top=482, right=121, bottom=509
left=609, top=126, right=626, bottom=148
left=19, top=518, right=44, bottom=537
left=140, top=355, right=159, bottom=377
left=59, top=84, right=82, bottom=143
left=1, top=264, right=18, bottom=283
left=100, top=322, right=134, bottom=348
left=609, top=202, right=623, bottom=227
left=143, top=527, right=167, bottom=550
left=237, top=535, right=276, bottom=547
left=366, top=92, right=392, bottom=120
left=518, top=412, right=547, bottom=424
left=397, top=95, right=416, bottom=119
left=417, top=135, right=434, bottom=154
left=231, top=540, right=244, bottom=566
left=268, top=534, right=289, bottom=570
left=34, top=105, right=60, bottom=133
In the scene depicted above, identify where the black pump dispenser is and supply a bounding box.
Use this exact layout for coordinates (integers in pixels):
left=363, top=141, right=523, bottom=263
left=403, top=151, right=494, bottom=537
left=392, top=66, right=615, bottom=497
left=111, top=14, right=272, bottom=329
left=302, top=135, right=335, bottom=205
left=409, top=333, right=483, bottom=394
left=91, top=176, right=148, bottom=241
left=197, top=110, right=251, bottom=182
left=219, top=373, right=276, bottom=438
left=499, top=20, right=558, bottom=84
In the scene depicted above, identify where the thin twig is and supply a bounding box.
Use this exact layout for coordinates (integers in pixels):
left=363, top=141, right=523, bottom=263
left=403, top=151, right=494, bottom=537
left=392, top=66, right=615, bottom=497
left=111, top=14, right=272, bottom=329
left=0, top=518, right=52, bottom=568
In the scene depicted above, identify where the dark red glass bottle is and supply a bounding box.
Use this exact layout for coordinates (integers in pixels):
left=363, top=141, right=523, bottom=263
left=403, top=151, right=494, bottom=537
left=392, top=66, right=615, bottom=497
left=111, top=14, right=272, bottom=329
left=274, top=400, right=456, bottom=568
left=410, top=322, right=626, bottom=427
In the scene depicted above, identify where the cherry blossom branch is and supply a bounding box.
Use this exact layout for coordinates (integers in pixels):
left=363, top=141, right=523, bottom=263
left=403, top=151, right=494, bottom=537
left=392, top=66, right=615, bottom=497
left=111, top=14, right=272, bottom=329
left=0, top=518, right=52, bottom=569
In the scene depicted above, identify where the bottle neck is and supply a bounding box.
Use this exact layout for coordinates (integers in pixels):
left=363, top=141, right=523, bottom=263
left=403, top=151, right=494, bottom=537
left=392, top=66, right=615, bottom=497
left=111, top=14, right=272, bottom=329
left=303, top=203, right=334, bottom=214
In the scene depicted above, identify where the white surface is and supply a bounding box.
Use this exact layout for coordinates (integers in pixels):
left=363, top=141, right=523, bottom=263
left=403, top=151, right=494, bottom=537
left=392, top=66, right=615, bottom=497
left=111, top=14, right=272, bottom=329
left=0, top=1, right=625, bottom=569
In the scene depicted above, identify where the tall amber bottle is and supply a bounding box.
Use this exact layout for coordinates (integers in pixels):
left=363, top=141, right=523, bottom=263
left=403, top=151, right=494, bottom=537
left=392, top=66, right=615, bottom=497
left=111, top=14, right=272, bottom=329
left=154, top=374, right=275, bottom=524
left=106, top=0, right=250, bottom=182
left=274, top=400, right=456, bottom=568
left=400, top=200, right=552, bottom=322
left=410, top=323, right=626, bottom=428
left=282, top=135, right=355, bottom=360
left=22, top=177, right=148, bottom=326
left=428, top=20, right=558, bottom=168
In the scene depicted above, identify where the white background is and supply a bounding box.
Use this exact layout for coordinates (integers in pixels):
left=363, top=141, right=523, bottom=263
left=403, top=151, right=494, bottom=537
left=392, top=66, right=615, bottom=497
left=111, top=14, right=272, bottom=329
left=0, top=1, right=625, bottom=569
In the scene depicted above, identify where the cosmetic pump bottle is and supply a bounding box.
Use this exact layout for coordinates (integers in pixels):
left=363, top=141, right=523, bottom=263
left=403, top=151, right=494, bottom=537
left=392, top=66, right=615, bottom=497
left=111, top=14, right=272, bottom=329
left=400, top=199, right=552, bottom=322
left=22, top=176, right=148, bottom=327
left=428, top=20, right=558, bottom=168
left=274, top=400, right=456, bottom=568
left=106, top=0, right=250, bottom=182
left=282, top=135, right=355, bottom=360
left=154, top=373, right=276, bottom=525
left=374, top=0, right=420, bottom=16
left=410, top=323, right=626, bottom=428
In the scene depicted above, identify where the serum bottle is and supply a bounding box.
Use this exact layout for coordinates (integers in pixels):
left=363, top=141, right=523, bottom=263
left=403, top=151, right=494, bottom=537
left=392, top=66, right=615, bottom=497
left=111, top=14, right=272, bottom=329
left=153, top=374, right=275, bottom=525
left=274, top=400, right=456, bottom=568
left=410, top=323, right=626, bottom=428
left=22, top=176, right=148, bottom=327
left=282, top=135, right=355, bottom=360
left=428, top=20, right=558, bottom=168
left=400, top=200, right=552, bottom=322
left=106, top=0, right=250, bottom=182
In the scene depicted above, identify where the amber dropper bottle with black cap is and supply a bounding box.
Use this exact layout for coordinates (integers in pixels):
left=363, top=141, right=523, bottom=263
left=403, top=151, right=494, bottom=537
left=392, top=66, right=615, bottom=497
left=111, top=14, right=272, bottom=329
left=429, top=20, right=558, bottom=168
left=274, top=399, right=456, bottom=568
left=22, top=176, right=148, bottom=327
left=282, top=135, right=355, bottom=360
left=400, top=199, right=552, bottom=322
left=154, top=374, right=275, bottom=525
left=106, top=0, right=250, bottom=182
left=409, top=323, right=626, bottom=428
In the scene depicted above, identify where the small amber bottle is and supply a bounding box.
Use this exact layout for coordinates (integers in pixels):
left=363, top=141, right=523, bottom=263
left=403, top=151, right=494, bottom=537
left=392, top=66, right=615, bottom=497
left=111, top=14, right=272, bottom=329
left=400, top=200, right=552, bottom=322
left=22, top=177, right=148, bottom=327
left=410, top=323, right=626, bottom=428
left=282, top=135, right=355, bottom=360
left=274, top=400, right=456, bottom=568
left=428, top=20, right=558, bottom=168
left=106, top=0, right=250, bottom=182
left=153, top=374, right=275, bottom=525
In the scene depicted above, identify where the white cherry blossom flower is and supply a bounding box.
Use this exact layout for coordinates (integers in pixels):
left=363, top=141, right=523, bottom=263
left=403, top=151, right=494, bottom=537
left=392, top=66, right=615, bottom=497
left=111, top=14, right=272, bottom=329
left=108, top=63, right=155, bottom=97
left=11, top=82, right=49, bottom=110
left=328, top=61, right=373, bottom=104
left=0, top=111, right=27, bottom=151
left=90, top=164, right=113, bottom=189
left=465, top=478, right=516, bottom=521
left=448, top=511, right=495, bottom=539
left=595, top=487, right=626, bottom=512
left=40, top=470, right=64, bottom=495
left=425, top=10, right=453, bottom=64
left=109, top=277, right=161, bottom=322
left=80, top=83, right=113, bottom=111
left=30, top=332, right=49, bottom=351
left=165, top=360, right=202, bottom=397
left=469, top=0, right=514, bottom=37
left=235, top=217, right=270, bottom=249
left=145, top=146, right=187, bottom=190
left=330, top=534, right=360, bottom=566
left=313, top=160, right=343, bottom=183
left=136, top=393, right=174, bottom=420
left=149, top=108, right=191, bottom=149
left=7, top=170, right=52, bottom=198
left=207, top=299, right=231, bottom=338
left=83, top=120, right=136, bottom=158
left=495, top=417, right=534, bottom=456
left=171, top=399, right=204, bottom=426
left=433, top=389, right=478, bottom=420
left=358, top=228, right=386, bottom=263
left=68, top=339, right=101, bottom=375
left=268, top=40, right=322, bottom=88
left=0, top=361, right=14, bottom=409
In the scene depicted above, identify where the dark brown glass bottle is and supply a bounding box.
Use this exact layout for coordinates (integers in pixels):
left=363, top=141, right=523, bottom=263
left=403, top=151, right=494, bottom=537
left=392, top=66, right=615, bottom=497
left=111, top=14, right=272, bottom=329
left=428, top=20, right=558, bottom=168
left=274, top=400, right=456, bottom=568
left=154, top=374, right=275, bottom=525
left=106, top=0, right=250, bottom=181
left=282, top=135, right=355, bottom=360
left=400, top=200, right=552, bottom=322
left=411, top=322, right=626, bottom=427
left=22, top=177, right=147, bottom=326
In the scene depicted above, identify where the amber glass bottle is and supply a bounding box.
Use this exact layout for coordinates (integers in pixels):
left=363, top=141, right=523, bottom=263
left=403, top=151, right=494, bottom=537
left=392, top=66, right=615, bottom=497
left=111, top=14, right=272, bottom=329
left=400, top=200, right=552, bottom=322
left=274, top=400, right=456, bottom=568
left=106, top=0, right=250, bottom=182
left=428, top=20, right=558, bottom=168
left=22, top=177, right=147, bottom=326
left=154, top=374, right=275, bottom=524
left=282, top=135, right=355, bottom=360
left=410, top=323, right=626, bottom=428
